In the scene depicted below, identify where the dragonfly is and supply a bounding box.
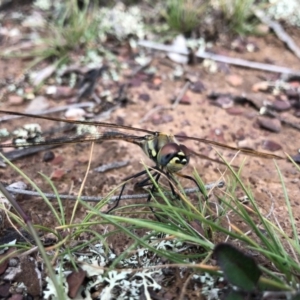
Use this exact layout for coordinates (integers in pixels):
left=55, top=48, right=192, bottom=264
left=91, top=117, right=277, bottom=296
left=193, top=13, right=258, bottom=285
left=0, top=110, right=282, bottom=214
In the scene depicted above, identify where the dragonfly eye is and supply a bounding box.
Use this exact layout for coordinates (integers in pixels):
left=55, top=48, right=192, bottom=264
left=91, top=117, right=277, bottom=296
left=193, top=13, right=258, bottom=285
left=157, top=143, right=190, bottom=173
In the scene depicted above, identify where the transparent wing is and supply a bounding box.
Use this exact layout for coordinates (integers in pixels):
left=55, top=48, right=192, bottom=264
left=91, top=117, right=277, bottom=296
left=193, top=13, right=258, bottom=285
left=0, top=110, right=150, bottom=148
left=0, top=110, right=283, bottom=161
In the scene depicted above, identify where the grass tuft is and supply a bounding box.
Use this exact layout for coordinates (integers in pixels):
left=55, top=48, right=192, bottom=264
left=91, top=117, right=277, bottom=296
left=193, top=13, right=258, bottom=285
left=163, top=0, right=208, bottom=34
left=1, top=150, right=300, bottom=296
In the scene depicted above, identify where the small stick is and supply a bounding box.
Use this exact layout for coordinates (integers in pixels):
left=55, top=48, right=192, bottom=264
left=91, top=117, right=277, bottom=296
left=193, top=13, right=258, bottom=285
left=1, top=145, right=59, bottom=162
left=253, top=10, right=300, bottom=61
left=139, top=105, right=166, bottom=124
left=5, top=181, right=225, bottom=203
left=139, top=81, right=191, bottom=123
left=138, top=40, right=300, bottom=76
left=172, top=81, right=191, bottom=109
left=94, top=161, right=129, bottom=173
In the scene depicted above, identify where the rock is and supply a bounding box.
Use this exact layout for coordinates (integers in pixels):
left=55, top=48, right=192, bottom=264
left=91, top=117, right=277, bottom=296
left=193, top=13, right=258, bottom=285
left=291, top=153, right=300, bottom=163
left=255, top=24, right=270, bottom=34
left=151, top=114, right=173, bottom=125
left=179, top=94, right=191, bottom=105
left=0, top=283, right=10, bottom=298
left=226, top=107, right=244, bottom=115
left=246, top=41, right=259, bottom=52
left=257, top=117, right=281, bottom=132
left=8, top=95, right=24, bottom=106
left=252, top=81, right=269, bottom=92
left=43, top=151, right=55, bottom=162
left=0, top=248, right=16, bottom=275
left=7, top=294, right=23, bottom=300
left=244, top=93, right=265, bottom=109
left=261, top=140, right=282, bottom=151
left=289, top=81, right=300, bottom=88
left=25, top=96, right=50, bottom=113
left=51, top=155, right=63, bottom=165
left=50, top=169, right=65, bottom=180
left=14, top=256, right=41, bottom=297
left=294, top=110, right=300, bottom=118
left=167, top=35, right=189, bottom=64
left=147, top=76, right=162, bottom=90
left=50, top=86, right=76, bottom=99
left=67, top=269, right=86, bottom=298
left=190, top=80, right=205, bottom=93
left=65, top=108, right=86, bottom=120
left=235, top=128, right=245, bottom=140
left=129, top=77, right=142, bottom=87
left=153, top=76, right=162, bottom=87
left=237, top=139, right=256, bottom=150
left=226, top=74, right=243, bottom=87
left=272, top=100, right=291, bottom=111
left=215, top=96, right=234, bottom=109
left=231, top=37, right=246, bottom=53
left=138, top=93, right=150, bottom=102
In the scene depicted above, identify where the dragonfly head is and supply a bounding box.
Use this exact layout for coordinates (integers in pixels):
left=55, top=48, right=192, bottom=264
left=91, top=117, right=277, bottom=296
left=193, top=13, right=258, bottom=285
left=157, top=143, right=191, bottom=173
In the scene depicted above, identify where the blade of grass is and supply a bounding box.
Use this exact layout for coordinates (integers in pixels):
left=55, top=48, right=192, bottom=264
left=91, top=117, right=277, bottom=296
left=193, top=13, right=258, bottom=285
left=274, top=160, right=299, bottom=247
left=0, top=179, right=66, bottom=299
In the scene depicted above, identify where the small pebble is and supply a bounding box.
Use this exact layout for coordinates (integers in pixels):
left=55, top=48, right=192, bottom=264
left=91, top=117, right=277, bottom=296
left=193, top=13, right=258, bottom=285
left=190, top=81, right=205, bottom=93
left=257, top=117, right=281, bottom=132
left=291, top=154, right=300, bottom=163
left=237, top=140, right=256, bottom=150
left=50, top=169, right=66, bottom=180
left=65, top=108, right=86, bottom=120
left=43, top=151, right=55, bottom=162
left=226, top=74, right=243, bottom=87
left=226, top=107, right=244, bottom=115
left=8, top=95, right=23, bottom=106
left=261, top=140, right=282, bottom=152
left=138, top=93, right=150, bottom=102
left=25, top=96, right=49, bottom=113
left=179, top=94, right=191, bottom=105
left=252, top=81, right=269, bottom=92
left=215, top=96, right=234, bottom=109
left=272, top=100, right=291, bottom=111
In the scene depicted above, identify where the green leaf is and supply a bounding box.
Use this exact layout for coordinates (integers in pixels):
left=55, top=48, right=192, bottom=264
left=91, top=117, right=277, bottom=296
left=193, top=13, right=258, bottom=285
left=213, top=243, right=261, bottom=291
left=291, top=293, right=300, bottom=300
left=223, top=290, right=245, bottom=300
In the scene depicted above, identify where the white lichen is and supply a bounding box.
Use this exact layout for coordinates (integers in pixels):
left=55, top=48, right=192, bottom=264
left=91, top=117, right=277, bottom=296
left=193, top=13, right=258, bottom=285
left=266, top=0, right=300, bottom=27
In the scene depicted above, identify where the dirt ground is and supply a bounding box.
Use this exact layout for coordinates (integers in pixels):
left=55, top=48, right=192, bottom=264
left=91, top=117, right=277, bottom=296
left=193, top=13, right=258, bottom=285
left=0, top=2, right=300, bottom=299
left=1, top=36, right=299, bottom=229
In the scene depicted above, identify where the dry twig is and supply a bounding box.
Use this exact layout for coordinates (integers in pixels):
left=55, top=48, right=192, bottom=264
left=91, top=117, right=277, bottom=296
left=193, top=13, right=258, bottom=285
left=138, top=40, right=300, bottom=76
left=253, top=10, right=300, bottom=61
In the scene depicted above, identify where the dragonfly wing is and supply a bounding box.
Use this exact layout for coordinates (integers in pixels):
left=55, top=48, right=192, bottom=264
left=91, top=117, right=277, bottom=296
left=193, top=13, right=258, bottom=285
left=175, top=135, right=283, bottom=160
left=0, top=110, right=152, bottom=149
left=0, top=110, right=154, bottom=134
left=188, top=149, right=238, bottom=168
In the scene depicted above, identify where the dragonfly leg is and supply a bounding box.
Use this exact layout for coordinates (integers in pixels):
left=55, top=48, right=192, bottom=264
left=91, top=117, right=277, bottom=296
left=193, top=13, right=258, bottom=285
left=134, top=168, right=160, bottom=188
left=105, top=168, right=157, bottom=214
left=177, top=174, right=208, bottom=200
left=166, top=172, right=177, bottom=196
left=146, top=172, right=162, bottom=222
